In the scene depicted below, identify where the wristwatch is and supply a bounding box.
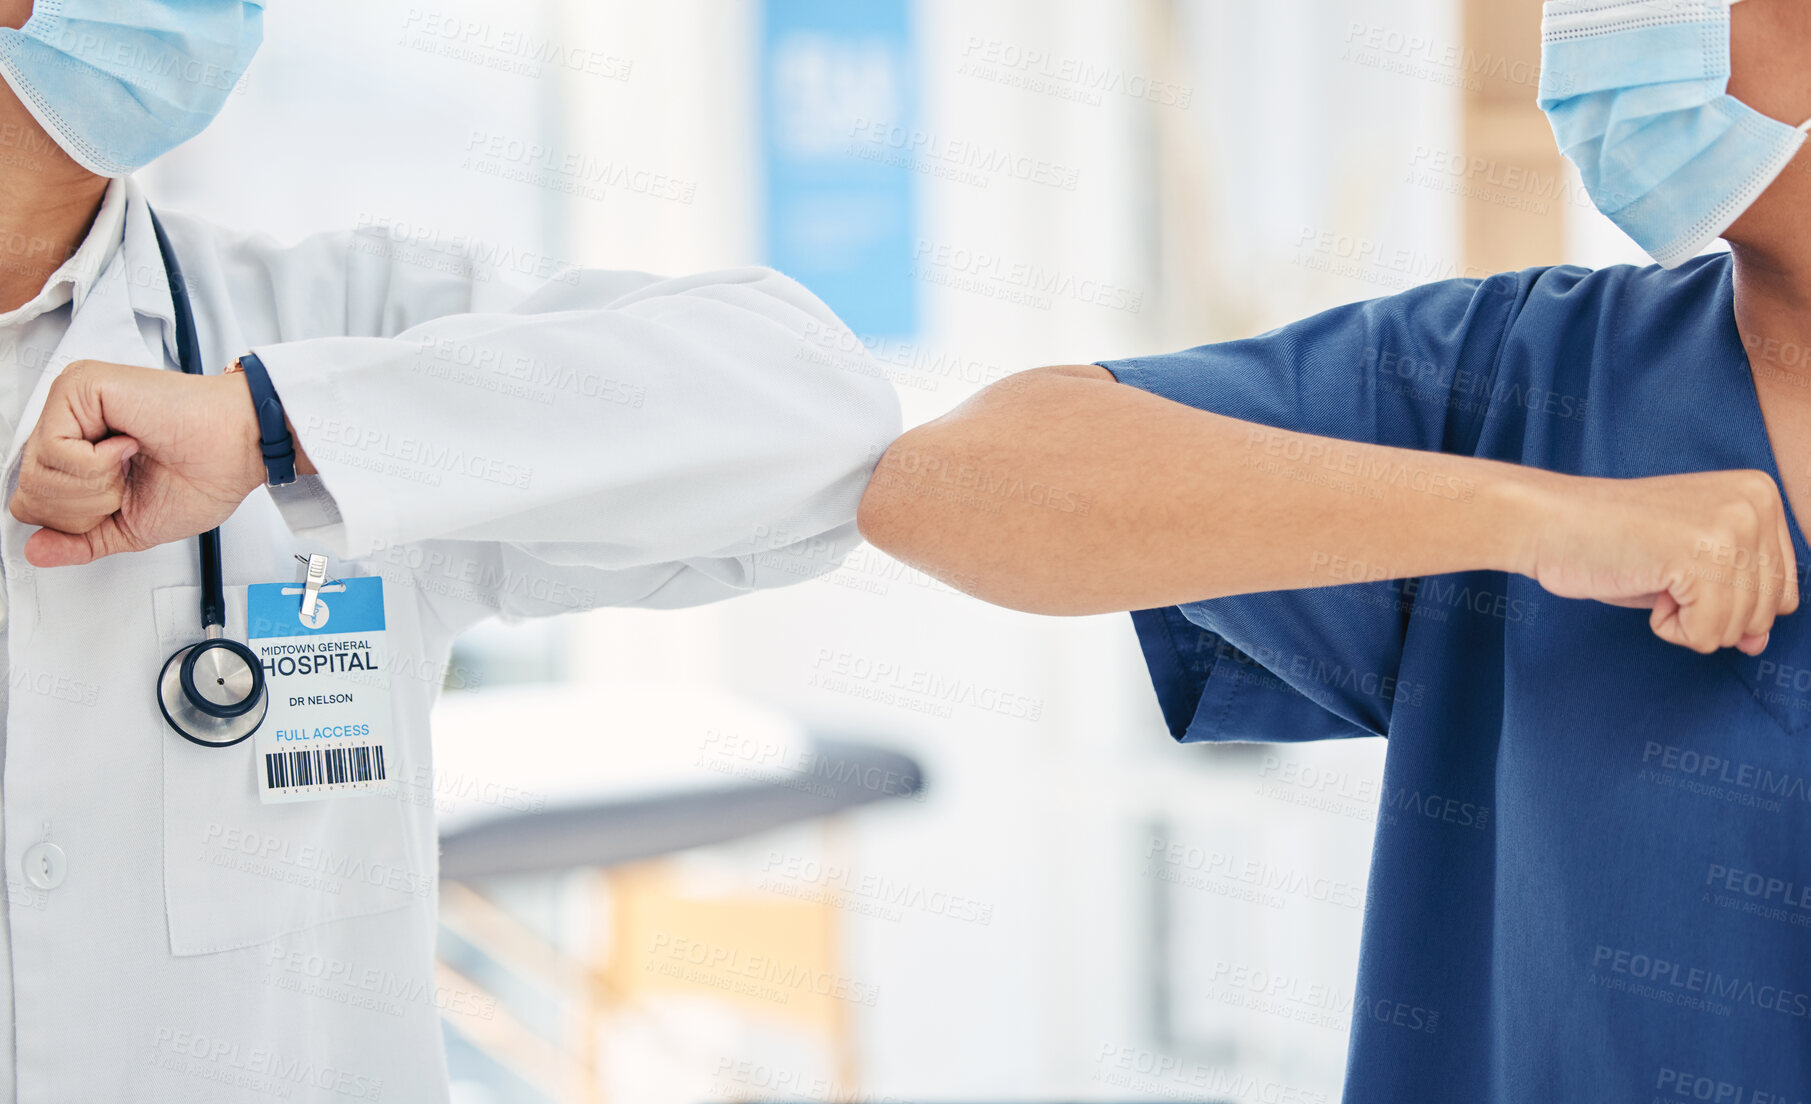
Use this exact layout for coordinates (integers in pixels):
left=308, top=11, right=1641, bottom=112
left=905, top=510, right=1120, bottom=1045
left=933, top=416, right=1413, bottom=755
left=225, top=353, right=297, bottom=486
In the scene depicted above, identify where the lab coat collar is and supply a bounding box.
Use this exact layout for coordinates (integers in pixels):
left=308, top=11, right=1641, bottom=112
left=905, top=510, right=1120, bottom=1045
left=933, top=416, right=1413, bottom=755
left=118, top=177, right=186, bottom=369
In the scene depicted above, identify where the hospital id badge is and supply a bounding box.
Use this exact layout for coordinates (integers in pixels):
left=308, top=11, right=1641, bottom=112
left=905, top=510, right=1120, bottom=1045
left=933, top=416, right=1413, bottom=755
left=247, top=574, right=394, bottom=804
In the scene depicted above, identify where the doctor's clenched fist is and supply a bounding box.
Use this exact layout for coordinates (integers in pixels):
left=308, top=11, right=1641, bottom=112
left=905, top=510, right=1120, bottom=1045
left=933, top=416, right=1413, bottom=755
left=7, top=359, right=309, bottom=568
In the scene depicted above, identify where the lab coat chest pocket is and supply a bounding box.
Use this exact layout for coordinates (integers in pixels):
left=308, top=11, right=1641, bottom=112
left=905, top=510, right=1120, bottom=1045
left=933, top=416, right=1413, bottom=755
left=152, top=583, right=420, bottom=956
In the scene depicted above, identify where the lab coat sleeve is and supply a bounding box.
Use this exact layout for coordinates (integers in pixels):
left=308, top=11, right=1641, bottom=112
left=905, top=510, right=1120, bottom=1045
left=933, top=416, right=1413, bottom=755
left=220, top=225, right=902, bottom=628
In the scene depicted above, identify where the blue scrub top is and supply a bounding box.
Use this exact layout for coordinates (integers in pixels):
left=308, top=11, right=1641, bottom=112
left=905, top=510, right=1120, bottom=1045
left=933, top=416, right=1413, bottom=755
left=1102, top=253, right=1811, bottom=1104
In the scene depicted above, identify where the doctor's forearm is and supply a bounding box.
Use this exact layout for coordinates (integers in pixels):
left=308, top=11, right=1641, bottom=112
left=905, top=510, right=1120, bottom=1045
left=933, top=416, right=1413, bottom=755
left=856, top=365, right=1558, bottom=615
left=246, top=265, right=900, bottom=569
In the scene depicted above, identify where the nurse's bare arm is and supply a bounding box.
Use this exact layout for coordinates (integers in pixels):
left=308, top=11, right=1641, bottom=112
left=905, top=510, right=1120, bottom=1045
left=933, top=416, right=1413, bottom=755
left=856, top=365, right=1799, bottom=656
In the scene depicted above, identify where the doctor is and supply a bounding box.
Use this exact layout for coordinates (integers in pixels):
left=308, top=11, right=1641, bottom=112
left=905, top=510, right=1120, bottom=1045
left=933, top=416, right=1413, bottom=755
left=0, top=0, right=898, bottom=1101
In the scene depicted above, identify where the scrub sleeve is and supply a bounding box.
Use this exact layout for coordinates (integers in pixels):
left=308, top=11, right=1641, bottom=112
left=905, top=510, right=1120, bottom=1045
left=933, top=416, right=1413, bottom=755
left=1100, top=273, right=1527, bottom=742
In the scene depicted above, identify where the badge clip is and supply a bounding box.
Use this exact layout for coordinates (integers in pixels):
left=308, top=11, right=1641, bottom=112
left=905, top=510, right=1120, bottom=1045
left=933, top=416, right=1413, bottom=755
left=296, top=553, right=331, bottom=619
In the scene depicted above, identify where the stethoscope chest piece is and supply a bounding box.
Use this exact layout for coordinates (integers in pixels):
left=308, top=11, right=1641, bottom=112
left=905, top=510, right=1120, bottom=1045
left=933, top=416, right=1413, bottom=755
left=158, top=636, right=267, bottom=748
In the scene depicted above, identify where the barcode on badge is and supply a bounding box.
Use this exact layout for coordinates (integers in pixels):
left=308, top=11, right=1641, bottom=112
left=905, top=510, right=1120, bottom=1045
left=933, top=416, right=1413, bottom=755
left=264, top=744, right=387, bottom=792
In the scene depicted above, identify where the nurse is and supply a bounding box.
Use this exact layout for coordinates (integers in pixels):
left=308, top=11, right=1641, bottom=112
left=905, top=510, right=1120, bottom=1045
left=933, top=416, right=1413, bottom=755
left=0, top=0, right=898, bottom=1101
left=860, top=0, right=1811, bottom=1101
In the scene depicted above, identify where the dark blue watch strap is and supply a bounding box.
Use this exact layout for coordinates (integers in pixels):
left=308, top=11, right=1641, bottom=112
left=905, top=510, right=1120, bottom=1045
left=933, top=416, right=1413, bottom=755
left=237, top=352, right=297, bottom=486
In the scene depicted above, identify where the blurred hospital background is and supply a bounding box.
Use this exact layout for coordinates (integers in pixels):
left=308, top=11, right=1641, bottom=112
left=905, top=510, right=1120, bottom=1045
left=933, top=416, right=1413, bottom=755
left=148, top=0, right=1658, bottom=1100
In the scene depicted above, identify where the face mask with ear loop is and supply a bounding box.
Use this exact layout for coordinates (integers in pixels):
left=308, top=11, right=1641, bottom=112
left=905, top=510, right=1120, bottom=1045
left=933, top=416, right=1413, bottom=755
left=1538, top=0, right=1811, bottom=269
left=0, top=0, right=264, bottom=177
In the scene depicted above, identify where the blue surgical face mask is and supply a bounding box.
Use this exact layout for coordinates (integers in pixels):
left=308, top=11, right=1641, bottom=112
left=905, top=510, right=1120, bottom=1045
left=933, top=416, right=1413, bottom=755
left=1538, top=0, right=1811, bottom=268
left=0, top=0, right=265, bottom=177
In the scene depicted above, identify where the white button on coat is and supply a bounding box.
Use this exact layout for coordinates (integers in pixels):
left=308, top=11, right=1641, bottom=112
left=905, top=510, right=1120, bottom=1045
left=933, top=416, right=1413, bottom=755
left=0, top=178, right=901, bottom=1102
left=20, top=843, right=62, bottom=891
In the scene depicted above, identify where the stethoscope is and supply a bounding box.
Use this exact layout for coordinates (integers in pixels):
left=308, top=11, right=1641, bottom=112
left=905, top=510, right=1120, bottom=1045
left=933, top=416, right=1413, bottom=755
left=147, top=210, right=269, bottom=749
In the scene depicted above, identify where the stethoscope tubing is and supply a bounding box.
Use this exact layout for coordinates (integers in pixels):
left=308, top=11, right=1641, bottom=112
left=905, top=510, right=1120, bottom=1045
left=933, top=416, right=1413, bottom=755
left=146, top=207, right=265, bottom=748
left=147, top=208, right=226, bottom=631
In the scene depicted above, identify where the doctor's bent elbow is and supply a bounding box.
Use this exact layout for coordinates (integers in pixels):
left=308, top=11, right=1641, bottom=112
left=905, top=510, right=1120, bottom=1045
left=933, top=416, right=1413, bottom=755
left=769, top=291, right=903, bottom=463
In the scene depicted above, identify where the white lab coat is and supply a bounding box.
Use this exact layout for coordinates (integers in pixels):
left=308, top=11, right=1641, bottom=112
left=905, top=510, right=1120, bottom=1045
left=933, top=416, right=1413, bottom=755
left=0, top=179, right=899, bottom=1101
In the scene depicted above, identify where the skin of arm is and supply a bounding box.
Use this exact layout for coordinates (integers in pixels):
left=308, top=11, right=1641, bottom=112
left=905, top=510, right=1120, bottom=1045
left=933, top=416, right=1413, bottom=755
left=857, top=365, right=1797, bottom=655
left=857, top=365, right=1545, bottom=615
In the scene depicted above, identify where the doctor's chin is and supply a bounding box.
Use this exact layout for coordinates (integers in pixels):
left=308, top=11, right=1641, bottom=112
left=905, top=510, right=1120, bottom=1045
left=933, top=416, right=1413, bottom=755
left=0, top=0, right=1807, bottom=1102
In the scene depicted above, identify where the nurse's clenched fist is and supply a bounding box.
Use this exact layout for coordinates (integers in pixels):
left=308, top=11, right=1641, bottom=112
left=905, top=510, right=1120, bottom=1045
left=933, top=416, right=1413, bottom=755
left=1524, top=468, right=1800, bottom=656
left=7, top=359, right=273, bottom=568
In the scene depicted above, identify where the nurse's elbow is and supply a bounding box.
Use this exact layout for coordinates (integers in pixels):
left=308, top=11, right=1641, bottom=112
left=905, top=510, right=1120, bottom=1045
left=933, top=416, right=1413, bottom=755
left=856, top=427, right=929, bottom=559
left=858, top=417, right=996, bottom=593
left=859, top=483, right=1099, bottom=616
left=858, top=368, right=1103, bottom=613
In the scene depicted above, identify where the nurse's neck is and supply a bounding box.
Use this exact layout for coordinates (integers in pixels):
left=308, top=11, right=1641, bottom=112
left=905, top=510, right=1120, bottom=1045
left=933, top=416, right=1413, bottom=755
left=1727, top=166, right=1811, bottom=395
left=1724, top=0, right=1811, bottom=394
left=0, top=85, right=107, bottom=316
